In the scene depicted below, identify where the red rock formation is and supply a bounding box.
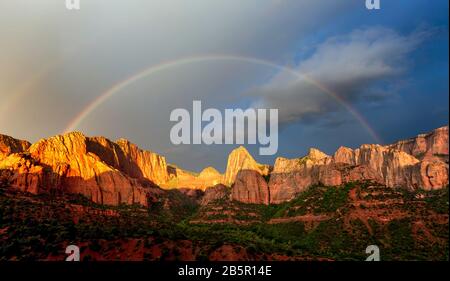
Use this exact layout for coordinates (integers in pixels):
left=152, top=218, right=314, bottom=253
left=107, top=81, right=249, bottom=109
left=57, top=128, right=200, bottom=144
left=115, top=139, right=169, bottom=184
left=162, top=166, right=223, bottom=191
left=340, top=164, right=384, bottom=184
left=87, top=136, right=169, bottom=185
left=417, top=160, right=449, bottom=190
left=3, top=132, right=163, bottom=206
left=1, top=126, right=447, bottom=206
left=162, top=146, right=268, bottom=192
left=333, top=146, right=356, bottom=165
left=196, top=167, right=223, bottom=188
left=223, top=146, right=270, bottom=186
left=269, top=148, right=335, bottom=203
left=201, top=184, right=230, bottom=205
left=177, top=188, right=204, bottom=201
left=269, top=129, right=448, bottom=203
left=0, top=153, right=56, bottom=194
left=387, top=126, right=449, bottom=160
left=231, top=170, right=270, bottom=205
left=199, top=166, right=221, bottom=179
left=0, top=134, right=30, bottom=160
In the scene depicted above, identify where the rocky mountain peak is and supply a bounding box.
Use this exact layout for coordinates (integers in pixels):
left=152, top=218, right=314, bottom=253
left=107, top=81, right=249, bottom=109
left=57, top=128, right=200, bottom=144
left=199, top=166, right=221, bottom=178
left=0, top=134, right=31, bottom=160
left=307, top=148, right=329, bottom=160
left=1, top=126, right=448, bottom=207
left=223, top=146, right=270, bottom=186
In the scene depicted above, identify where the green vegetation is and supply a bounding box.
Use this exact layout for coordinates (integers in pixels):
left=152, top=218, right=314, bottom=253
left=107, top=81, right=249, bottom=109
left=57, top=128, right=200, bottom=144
left=0, top=183, right=448, bottom=261
left=271, top=183, right=354, bottom=218
left=424, top=187, right=449, bottom=214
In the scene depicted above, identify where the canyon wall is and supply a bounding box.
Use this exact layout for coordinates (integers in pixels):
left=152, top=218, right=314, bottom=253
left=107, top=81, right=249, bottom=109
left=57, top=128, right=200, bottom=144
left=268, top=127, right=448, bottom=203
left=0, top=134, right=30, bottom=160
left=0, top=132, right=166, bottom=206
left=0, top=126, right=448, bottom=206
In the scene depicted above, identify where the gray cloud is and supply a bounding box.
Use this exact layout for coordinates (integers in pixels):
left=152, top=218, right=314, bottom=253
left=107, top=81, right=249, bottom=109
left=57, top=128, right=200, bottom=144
left=250, top=26, right=432, bottom=125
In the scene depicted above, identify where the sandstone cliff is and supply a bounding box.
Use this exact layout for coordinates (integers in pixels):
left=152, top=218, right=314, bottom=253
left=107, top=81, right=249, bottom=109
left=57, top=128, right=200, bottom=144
left=201, top=184, right=230, bottom=205
left=231, top=170, right=270, bottom=205
left=387, top=126, right=448, bottom=160
left=0, top=134, right=30, bottom=160
left=268, top=127, right=448, bottom=203
left=87, top=136, right=169, bottom=185
left=1, top=132, right=164, bottom=206
left=0, top=126, right=448, bottom=206
left=269, top=148, right=338, bottom=203
left=223, top=146, right=270, bottom=186
left=162, top=165, right=223, bottom=191
left=163, top=146, right=271, bottom=193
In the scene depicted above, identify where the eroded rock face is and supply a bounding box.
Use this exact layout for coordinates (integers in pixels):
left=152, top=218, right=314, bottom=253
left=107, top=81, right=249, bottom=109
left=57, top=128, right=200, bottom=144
left=269, top=149, right=333, bottom=203
left=7, top=132, right=163, bottom=206
left=199, top=166, right=221, bottom=178
left=418, top=160, right=449, bottom=190
left=387, top=126, right=449, bottom=160
left=115, top=139, right=169, bottom=185
left=0, top=134, right=30, bottom=160
left=87, top=137, right=169, bottom=185
left=231, top=170, right=270, bottom=205
left=177, top=188, right=204, bottom=201
left=167, top=146, right=271, bottom=193
left=223, top=146, right=270, bottom=186
left=196, top=167, right=223, bottom=189
left=201, top=184, right=230, bottom=205
left=333, top=146, right=356, bottom=165
left=162, top=166, right=223, bottom=191
left=0, top=153, right=57, bottom=194
left=1, top=126, right=448, bottom=206
left=269, top=130, right=448, bottom=203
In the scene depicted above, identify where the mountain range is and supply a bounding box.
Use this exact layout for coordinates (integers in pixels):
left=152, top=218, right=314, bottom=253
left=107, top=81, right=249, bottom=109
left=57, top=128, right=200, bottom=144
left=0, top=126, right=448, bottom=206
left=0, top=126, right=448, bottom=261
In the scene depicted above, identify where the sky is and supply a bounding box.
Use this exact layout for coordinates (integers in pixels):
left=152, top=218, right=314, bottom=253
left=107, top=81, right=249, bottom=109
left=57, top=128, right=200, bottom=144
left=0, top=0, right=448, bottom=172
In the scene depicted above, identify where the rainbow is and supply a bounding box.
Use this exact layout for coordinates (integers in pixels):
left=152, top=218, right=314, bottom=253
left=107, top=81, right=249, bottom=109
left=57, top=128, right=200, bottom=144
left=63, top=54, right=382, bottom=143
left=0, top=62, right=57, bottom=118
left=0, top=40, right=93, bottom=119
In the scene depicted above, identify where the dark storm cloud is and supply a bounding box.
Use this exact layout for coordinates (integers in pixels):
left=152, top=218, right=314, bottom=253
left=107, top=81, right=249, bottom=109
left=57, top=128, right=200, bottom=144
left=250, top=26, right=433, bottom=125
